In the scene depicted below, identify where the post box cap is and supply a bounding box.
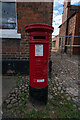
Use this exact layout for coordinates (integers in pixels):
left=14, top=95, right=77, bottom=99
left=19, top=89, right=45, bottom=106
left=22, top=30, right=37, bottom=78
left=25, top=23, right=54, bottom=33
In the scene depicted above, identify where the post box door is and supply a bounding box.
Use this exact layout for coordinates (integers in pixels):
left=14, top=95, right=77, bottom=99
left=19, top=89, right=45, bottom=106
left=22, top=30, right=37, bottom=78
left=29, top=43, right=49, bottom=89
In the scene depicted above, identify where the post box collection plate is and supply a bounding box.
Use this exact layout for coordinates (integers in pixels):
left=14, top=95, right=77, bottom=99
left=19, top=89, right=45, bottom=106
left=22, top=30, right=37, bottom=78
left=35, top=44, right=43, bottom=56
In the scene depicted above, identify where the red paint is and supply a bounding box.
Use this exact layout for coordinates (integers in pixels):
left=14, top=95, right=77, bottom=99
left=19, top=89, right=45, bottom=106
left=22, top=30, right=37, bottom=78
left=25, top=23, right=54, bottom=89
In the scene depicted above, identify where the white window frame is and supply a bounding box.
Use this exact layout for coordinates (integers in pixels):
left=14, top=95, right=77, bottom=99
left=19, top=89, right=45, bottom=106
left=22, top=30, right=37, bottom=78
left=0, top=0, right=16, bottom=2
left=0, top=1, right=21, bottom=39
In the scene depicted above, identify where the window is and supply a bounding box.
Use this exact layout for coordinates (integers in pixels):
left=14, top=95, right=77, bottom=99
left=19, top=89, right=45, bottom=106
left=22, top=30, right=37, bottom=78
left=1, top=2, right=16, bottom=29
left=53, top=41, right=56, bottom=47
left=62, top=38, right=63, bottom=47
left=68, top=34, right=72, bottom=45
left=59, top=38, right=61, bottom=47
left=0, top=2, right=21, bottom=39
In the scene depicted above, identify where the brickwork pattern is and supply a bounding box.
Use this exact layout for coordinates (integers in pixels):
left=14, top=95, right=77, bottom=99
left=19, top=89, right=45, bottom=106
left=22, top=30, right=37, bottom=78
left=73, top=9, right=80, bottom=54
left=59, top=0, right=80, bottom=55
left=17, top=2, right=53, bottom=59
left=52, top=36, right=59, bottom=50
left=2, top=39, right=20, bottom=59
left=62, top=1, right=70, bottom=23
left=67, top=14, right=76, bottom=53
left=2, top=2, right=53, bottom=59
left=59, top=21, right=67, bottom=49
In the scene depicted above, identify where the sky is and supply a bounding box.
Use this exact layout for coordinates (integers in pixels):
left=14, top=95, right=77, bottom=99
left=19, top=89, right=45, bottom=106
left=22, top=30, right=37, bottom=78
left=52, top=0, right=80, bottom=38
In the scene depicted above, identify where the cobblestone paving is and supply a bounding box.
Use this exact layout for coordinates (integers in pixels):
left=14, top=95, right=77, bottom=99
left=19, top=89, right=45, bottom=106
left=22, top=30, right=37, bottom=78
left=51, top=51, right=80, bottom=106
left=1, top=51, right=80, bottom=118
left=2, top=76, right=29, bottom=118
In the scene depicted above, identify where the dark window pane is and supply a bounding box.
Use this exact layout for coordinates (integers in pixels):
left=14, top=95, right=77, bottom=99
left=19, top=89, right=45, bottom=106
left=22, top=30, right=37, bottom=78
left=62, top=38, right=63, bottom=47
left=68, top=34, right=72, bottom=45
left=59, top=38, right=61, bottom=47
left=2, top=2, right=16, bottom=29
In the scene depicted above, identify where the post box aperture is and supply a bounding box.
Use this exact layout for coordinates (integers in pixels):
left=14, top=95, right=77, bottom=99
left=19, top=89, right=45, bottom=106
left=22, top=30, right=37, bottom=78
left=25, top=23, right=54, bottom=104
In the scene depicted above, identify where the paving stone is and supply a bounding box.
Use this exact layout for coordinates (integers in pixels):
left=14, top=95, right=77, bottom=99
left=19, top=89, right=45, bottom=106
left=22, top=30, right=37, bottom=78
left=14, top=102, right=18, bottom=106
left=11, top=94, right=16, bottom=97
left=5, top=99, right=10, bottom=104
left=73, top=93, right=78, bottom=97
left=61, top=90, right=64, bottom=94
left=7, top=104, right=12, bottom=109
left=48, top=94, right=53, bottom=99
left=11, top=99, right=17, bottom=104
left=60, top=101, right=64, bottom=104
left=78, top=107, right=80, bottom=111
left=73, top=104, right=77, bottom=108
left=9, top=97, right=14, bottom=100
left=58, top=87, right=61, bottom=91
left=52, top=111, right=54, bottom=114
left=67, top=97, right=71, bottom=101
left=25, top=84, right=28, bottom=87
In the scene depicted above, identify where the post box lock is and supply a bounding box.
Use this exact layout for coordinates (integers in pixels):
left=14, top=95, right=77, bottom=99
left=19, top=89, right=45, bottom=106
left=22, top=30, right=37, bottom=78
left=35, top=44, right=43, bottom=56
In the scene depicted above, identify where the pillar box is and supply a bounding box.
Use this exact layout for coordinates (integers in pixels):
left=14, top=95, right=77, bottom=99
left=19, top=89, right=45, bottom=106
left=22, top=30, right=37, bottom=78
left=25, top=23, right=54, bottom=104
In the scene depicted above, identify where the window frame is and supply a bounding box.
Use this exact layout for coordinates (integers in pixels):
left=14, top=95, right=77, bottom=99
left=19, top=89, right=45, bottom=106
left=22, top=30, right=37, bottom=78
left=0, top=1, right=21, bottom=39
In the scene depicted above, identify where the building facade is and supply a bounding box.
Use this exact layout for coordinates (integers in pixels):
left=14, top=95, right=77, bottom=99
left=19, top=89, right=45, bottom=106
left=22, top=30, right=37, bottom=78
left=52, top=35, right=59, bottom=51
left=1, top=2, right=53, bottom=74
left=59, top=0, right=80, bottom=55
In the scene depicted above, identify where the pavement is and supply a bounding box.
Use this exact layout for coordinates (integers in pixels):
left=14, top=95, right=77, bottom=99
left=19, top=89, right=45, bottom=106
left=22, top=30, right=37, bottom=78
left=2, top=76, right=17, bottom=101
left=0, top=76, right=17, bottom=119
left=1, top=51, right=80, bottom=118
left=51, top=51, right=80, bottom=106
left=1, top=52, right=80, bottom=105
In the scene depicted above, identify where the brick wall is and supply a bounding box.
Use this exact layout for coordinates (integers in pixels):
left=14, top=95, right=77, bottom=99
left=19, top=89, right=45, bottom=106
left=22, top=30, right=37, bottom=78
left=67, top=14, right=76, bottom=54
left=73, top=9, right=80, bottom=54
left=2, top=2, right=53, bottom=60
left=59, top=0, right=80, bottom=55
left=59, top=1, right=71, bottom=52
left=59, top=11, right=80, bottom=55
left=2, top=39, right=20, bottom=59
left=59, top=21, right=67, bottom=50
left=52, top=36, right=59, bottom=50
left=62, top=1, right=71, bottom=23
left=17, top=2, right=53, bottom=59
left=2, top=2, right=53, bottom=74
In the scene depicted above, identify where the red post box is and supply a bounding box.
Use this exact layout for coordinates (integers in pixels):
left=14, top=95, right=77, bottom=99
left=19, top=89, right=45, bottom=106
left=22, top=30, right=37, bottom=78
left=25, top=23, right=54, bottom=104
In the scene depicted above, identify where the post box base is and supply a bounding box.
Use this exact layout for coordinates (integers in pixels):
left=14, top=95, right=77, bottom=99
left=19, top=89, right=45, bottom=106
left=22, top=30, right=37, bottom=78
left=29, top=85, right=48, bottom=105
